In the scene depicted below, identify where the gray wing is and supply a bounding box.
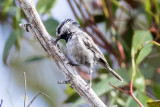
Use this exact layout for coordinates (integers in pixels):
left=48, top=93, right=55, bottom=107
left=81, top=32, right=108, bottom=63
left=81, top=32, right=123, bottom=82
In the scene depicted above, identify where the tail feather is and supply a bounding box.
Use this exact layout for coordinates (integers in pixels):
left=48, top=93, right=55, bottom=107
left=104, top=64, right=123, bottom=82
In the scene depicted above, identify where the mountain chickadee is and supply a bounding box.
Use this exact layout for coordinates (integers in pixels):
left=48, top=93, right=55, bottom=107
left=55, top=19, right=123, bottom=87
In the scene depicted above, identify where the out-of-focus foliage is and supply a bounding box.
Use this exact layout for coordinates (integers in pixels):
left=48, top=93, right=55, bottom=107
left=24, top=55, right=46, bottom=63
left=3, top=31, right=19, bottom=64
left=63, top=0, right=160, bottom=107
left=0, top=0, right=64, bottom=106
left=1, top=0, right=160, bottom=107
left=44, top=18, right=59, bottom=36
left=36, top=0, right=57, bottom=14
left=147, top=100, right=160, bottom=107
left=1, top=0, right=59, bottom=65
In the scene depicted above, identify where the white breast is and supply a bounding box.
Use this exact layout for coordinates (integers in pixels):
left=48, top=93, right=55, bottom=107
left=66, top=35, right=94, bottom=66
left=66, top=35, right=78, bottom=56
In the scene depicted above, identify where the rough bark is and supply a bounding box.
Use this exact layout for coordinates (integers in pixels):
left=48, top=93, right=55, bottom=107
left=17, top=0, right=107, bottom=106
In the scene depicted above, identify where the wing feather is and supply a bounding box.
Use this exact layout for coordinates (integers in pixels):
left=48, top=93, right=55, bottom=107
left=81, top=32, right=107, bottom=63
left=81, top=32, right=123, bottom=82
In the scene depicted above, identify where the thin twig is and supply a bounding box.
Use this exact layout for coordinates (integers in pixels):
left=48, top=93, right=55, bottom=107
left=23, top=72, right=27, bottom=107
left=40, top=92, right=55, bottom=103
left=109, top=82, right=129, bottom=94
left=116, top=40, right=126, bottom=64
left=70, top=0, right=122, bottom=66
left=83, top=27, right=106, bottom=48
left=67, top=0, right=105, bottom=49
left=73, top=0, right=117, bottom=57
left=130, top=40, right=160, bottom=107
left=79, top=0, right=122, bottom=66
left=128, top=40, right=160, bottom=107
left=111, top=0, right=129, bottom=15
left=80, top=0, right=101, bottom=29
left=80, top=0, right=91, bottom=16
left=23, top=73, right=54, bottom=107
left=27, top=92, right=41, bottom=107
left=27, top=91, right=54, bottom=107
left=109, top=82, right=144, bottom=107
left=80, top=0, right=122, bottom=64
left=106, top=0, right=117, bottom=30
left=130, top=92, right=144, bottom=107
left=67, top=0, right=79, bottom=19
left=73, top=0, right=87, bottom=19
left=100, top=0, right=109, bottom=18
left=130, top=54, right=144, bottom=107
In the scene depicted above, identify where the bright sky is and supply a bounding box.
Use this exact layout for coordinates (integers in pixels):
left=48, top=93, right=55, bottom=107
left=51, top=0, right=77, bottom=22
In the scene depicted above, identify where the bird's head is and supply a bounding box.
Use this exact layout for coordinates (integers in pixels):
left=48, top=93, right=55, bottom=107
left=55, top=19, right=79, bottom=43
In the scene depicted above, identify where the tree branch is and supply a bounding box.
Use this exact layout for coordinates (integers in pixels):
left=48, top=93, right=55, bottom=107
left=17, top=0, right=107, bottom=106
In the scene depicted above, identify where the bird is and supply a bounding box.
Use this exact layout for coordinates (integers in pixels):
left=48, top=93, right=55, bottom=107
left=54, top=19, right=123, bottom=87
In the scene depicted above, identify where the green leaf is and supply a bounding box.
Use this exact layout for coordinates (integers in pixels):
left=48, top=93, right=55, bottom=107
left=132, top=30, right=153, bottom=64
left=145, top=0, right=151, bottom=12
left=25, top=56, right=46, bottom=63
left=133, top=69, right=145, bottom=92
left=143, top=41, right=160, bottom=69
left=64, top=93, right=79, bottom=103
left=145, top=54, right=160, bottom=68
left=44, top=18, right=59, bottom=36
left=71, top=76, right=127, bottom=107
left=137, top=90, right=153, bottom=106
left=145, top=0, right=152, bottom=23
left=140, top=65, right=155, bottom=79
left=64, top=67, right=128, bottom=103
left=152, top=83, right=160, bottom=99
left=77, top=18, right=83, bottom=27
left=147, top=100, right=160, bottom=107
left=126, top=91, right=139, bottom=107
left=109, top=91, right=119, bottom=106
left=36, top=0, right=57, bottom=14
left=3, top=31, right=18, bottom=65
left=64, top=85, right=78, bottom=103
left=15, top=30, right=22, bottom=51
left=65, top=84, right=75, bottom=95
left=126, top=91, right=152, bottom=107
left=111, top=0, right=129, bottom=14
left=3, top=0, right=13, bottom=15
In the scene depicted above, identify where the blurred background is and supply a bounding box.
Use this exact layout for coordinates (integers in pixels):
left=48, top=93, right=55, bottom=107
left=0, top=0, right=160, bottom=107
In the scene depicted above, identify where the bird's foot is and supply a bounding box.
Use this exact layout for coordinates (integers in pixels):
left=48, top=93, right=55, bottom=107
left=67, top=61, right=79, bottom=66
left=57, top=80, right=70, bottom=84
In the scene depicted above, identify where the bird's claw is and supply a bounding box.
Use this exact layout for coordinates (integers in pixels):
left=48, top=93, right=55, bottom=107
left=67, top=61, right=79, bottom=66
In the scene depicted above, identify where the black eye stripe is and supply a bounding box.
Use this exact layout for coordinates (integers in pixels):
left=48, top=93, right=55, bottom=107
left=57, top=21, right=66, bottom=34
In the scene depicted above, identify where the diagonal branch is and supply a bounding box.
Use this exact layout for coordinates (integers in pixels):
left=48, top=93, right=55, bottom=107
left=17, top=0, right=107, bottom=106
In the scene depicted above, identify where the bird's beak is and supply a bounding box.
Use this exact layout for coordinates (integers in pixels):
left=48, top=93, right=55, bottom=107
left=54, top=36, right=61, bottom=44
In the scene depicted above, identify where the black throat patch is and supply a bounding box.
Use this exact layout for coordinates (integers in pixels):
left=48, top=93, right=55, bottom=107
left=59, top=32, right=72, bottom=43
left=65, top=32, right=72, bottom=43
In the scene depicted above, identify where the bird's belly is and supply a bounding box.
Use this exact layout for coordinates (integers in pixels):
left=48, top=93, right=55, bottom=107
left=67, top=39, right=94, bottom=67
